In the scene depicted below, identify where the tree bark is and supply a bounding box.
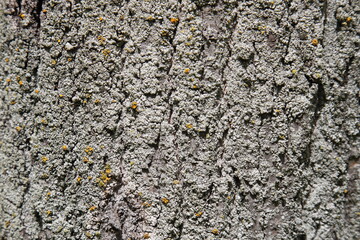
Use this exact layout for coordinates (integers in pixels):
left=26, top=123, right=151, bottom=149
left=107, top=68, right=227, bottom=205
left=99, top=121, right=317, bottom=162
left=1, top=0, right=359, bottom=239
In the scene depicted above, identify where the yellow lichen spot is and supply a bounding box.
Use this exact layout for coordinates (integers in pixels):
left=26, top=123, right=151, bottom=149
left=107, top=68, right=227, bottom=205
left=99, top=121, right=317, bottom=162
left=85, top=232, right=92, bottom=238
left=5, top=58, right=9, bottom=62
left=185, top=123, right=193, bottom=129
left=173, top=180, right=180, bottom=184
left=61, top=145, right=68, bottom=151
left=170, top=17, right=179, bottom=23
left=195, top=211, right=203, bottom=217
left=227, top=195, right=232, bottom=200
left=211, top=229, right=219, bottom=235
left=98, top=35, right=106, bottom=43
left=356, top=212, right=360, bottom=216
left=130, top=161, right=135, bottom=166
left=190, top=26, right=197, bottom=32
left=42, top=9, right=48, bottom=13
left=88, top=176, right=93, bottom=180
left=131, top=101, right=138, bottom=109
left=111, top=100, right=117, bottom=103
left=291, top=69, right=297, bottom=74
left=278, top=135, right=285, bottom=140
left=83, top=100, right=87, bottom=104
left=274, top=109, right=281, bottom=113
left=85, top=146, right=94, bottom=155
left=99, top=17, right=104, bottom=21
left=184, top=68, right=190, bottom=74
left=335, top=157, right=340, bottom=161
left=146, top=16, right=155, bottom=21
left=161, top=197, right=169, bottom=204
left=41, top=156, right=48, bottom=163
left=89, top=206, right=97, bottom=211
left=138, top=192, right=143, bottom=196
left=34, top=89, right=40, bottom=93
left=10, top=101, right=16, bottom=105
left=94, top=99, right=101, bottom=104
left=15, top=126, right=21, bottom=132
left=192, top=84, right=198, bottom=89
left=344, top=189, right=348, bottom=194
left=143, top=233, right=150, bottom=239
left=19, top=13, right=26, bottom=19
left=47, top=192, right=51, bottom=196
left=46, top=210, right=52, bottom=216
left=311, top=39, right=319, bottom=46
left=57, top=39, right=61, bottom=43
left=5, top=221, right=10, bottom=228
left=59, top=94, right=64, bottom=98
left=102, top=49, right=111, bottom=56
left=77, top=177, right=82, bottom=183
left=105, top=165, right=111, bottom=174
left=51, top=59, right=57, bottom=65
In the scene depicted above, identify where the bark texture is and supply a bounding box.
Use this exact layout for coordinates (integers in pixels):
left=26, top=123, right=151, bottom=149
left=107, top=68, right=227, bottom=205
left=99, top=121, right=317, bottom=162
left=0, top=0, right=359, bottom=239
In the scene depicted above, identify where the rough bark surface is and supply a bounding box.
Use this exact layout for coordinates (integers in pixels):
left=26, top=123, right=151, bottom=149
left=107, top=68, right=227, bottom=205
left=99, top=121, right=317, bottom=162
left=0, top=0, right=359, bottom=239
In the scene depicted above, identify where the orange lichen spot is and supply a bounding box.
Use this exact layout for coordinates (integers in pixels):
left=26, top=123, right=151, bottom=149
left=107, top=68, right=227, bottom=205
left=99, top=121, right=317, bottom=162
left=211, top=229, right=219, bottom=235
left=192, top=84, right=198, bottom=89
left=51, top=59, right=57, bottom=65
left=19, top=13, right=26, bottom=19
left=346, top=17, right=352, bottom=22
left=67, top=58, right=72, bottom=62
left=146, top=16, right=155, bottom=21
left=89, top=206, right=97, bottom=211
left=99, top=172, right=111, bottom=183
left=99, top=17, right=104, bottom=21
left=5, top=58, right=9, bottom=62
left=102, top=49, right=111, bottom=56
left=41, top=119, right=48, bottom=124
left=143, top=233, right=150, bottom=239
left=311, top=39, right=319, bottom=46
left=46, top=210, right=52, bottom=215
left=34, top=89, right=40, bottom=93
left=41, top=156, right=49, bottom=163
left=15, top=126, right=21, bottom=131
left=131, top=101, right=138, bottom=109
left=142, top=202, right=152, bottom=207
left=161, top=197, right=169, bottom=204
left=61, top=145, right=68, bottom=151
left=170, top=17, right=179, bottom=23
left=77, top=177, right=82, bottom=183
left=85, top=146, right=94, bottom=155
left=18, top=80, right=23, bottom=85
left=42, top=9, right=48, bottom=13
left=105, top=165, right=111, bottom=174
left=344, top=189, right=348, bottom=194
left=185, top=123, right=193, bottom=129
left=184, top=68, right=190, bottom=74
left=173, top=180, right=180, bottom=184
left=10, top=101, right=16, bottom=105
left=6, top=78, right=11, bottom=83
left=195, top=211, right=203, bottom=217
left=94, top=99, right=101, bottom=104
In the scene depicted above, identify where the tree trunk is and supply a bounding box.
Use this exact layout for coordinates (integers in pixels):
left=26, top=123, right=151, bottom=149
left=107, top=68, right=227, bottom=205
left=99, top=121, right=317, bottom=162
left=1, top=0, right=359, bottom=239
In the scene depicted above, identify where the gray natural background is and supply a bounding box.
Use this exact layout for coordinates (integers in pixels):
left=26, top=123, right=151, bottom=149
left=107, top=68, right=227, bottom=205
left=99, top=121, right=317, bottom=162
left=0, top=0, right=359, bottom=239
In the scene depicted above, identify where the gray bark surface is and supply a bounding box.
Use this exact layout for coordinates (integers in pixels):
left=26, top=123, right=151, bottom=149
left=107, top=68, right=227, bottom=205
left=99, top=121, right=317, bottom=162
left=0, top=0, right=359, bottom=239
